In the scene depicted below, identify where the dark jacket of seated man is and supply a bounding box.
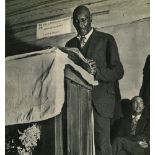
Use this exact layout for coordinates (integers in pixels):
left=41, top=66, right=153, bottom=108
left=112, top=96, right=150, bottom=155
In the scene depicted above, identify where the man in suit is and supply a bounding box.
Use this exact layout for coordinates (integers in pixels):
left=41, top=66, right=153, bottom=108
left=112, top=96, right=150, bottom=155
left=65, top=5, right=124, bottom=155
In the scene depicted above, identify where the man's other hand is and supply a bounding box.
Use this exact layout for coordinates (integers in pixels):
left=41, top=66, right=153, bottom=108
left=138, top=141, right=149, bottom=148
left=86, top=59, right=97, bottom=75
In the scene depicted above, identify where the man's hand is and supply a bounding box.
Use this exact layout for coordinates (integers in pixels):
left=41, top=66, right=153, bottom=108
left=68, top=51, right=81, bottom=65
left=138, top=140, right=149, bottom=148
left=86, top=59, right=97, bottom=75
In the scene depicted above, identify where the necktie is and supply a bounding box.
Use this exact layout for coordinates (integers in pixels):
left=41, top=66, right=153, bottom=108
left=80, top=36, right=86, bottom=48
left=131, top=115, right=138, bottom=135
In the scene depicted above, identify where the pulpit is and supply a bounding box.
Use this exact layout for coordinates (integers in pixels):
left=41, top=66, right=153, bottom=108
left=43, top=65, right=93, bottom=155
left=6, top=65, right=94, bottom=155
left=63, top=65, right=93, bottom=155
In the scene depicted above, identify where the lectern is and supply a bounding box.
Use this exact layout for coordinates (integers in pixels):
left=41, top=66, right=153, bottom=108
left=6, top=65, right=93, bottom=155
left=63, top=65, right=93, bottom=155
left=52, top=65, right=93, bottom=155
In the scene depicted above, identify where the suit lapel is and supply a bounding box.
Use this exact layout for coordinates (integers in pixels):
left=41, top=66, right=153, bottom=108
left=74, top=37, right=81, bottom=50
left=135, top=113, right=146, bottom=135
left=71, top=30, right=99, bottom=59
left=86, top=29, right=98, bottom=58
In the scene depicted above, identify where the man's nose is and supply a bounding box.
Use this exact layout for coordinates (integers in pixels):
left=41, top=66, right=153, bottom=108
left=79, top=21, right=85, bottom=28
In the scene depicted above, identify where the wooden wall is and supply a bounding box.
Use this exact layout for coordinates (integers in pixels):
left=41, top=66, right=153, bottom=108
left=6, top=0, right=150, bottom=99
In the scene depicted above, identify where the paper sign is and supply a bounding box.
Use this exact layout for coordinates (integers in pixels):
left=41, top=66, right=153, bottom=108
left=37, top=17, right=71, bottom=39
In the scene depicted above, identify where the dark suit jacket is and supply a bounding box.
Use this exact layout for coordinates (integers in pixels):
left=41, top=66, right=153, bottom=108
left=139, top=55, right=150, bottom=107
left=112, top=109, right=150, bottom=143
left=66, top=29, right=124, bottom=118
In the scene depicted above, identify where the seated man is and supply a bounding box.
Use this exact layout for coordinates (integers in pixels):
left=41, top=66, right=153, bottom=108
left=112, top=96, right=150, bottom=155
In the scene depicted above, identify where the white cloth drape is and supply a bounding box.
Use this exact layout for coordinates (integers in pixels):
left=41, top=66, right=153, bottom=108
left=6, top=47, right=98, bottom=125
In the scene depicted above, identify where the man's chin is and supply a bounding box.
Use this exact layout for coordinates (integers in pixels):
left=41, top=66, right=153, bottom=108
left=135, top=111, right=143, bottom=114
left=79, top=30, right=87, bottom=36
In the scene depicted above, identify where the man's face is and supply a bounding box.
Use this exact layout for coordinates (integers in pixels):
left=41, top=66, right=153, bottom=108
left=132, top=97, right=144, bottom=114
left=73, top=9, right=92, bottom=36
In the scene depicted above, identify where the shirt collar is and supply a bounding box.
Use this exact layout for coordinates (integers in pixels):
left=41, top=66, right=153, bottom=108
left=77, top=28, right=94, bottom=41
left=132, top=113, right=141, bottom=121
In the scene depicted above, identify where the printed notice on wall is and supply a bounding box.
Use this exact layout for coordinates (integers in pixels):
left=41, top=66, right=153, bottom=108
left=37, top=17, right=71, bottom=39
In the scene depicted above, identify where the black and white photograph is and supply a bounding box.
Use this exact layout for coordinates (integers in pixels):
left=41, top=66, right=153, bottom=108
left=5, top=0, right=150, bottom=155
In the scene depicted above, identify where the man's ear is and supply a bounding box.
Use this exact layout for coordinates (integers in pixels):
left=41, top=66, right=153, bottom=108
left=90, top=15, right=92, bottom=22
left=73, top=19, right=77, bottom=28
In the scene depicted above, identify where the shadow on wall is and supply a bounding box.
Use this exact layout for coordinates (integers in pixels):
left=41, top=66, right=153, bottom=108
left=5, top=21, right=43, bottom=57
left=121, top=98, right=132, bottom=116
left=110, top=98, right=132, bottom=142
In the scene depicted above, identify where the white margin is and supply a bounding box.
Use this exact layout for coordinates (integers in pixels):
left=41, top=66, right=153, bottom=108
left=0, top=0, right=5, bottom=155
left=150, top=0, right=154, bottom=155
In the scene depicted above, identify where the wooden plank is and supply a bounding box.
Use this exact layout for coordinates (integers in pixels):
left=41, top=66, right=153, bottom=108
left=39, top=118, right=56, bottom=154
left=6, top=18, right=149, bottom=54
left=6, top=0, right=149, bottom=27
left=55, top=114, right=63, bottom=155
left=70, top=83, right=81, bottom=155
left=6, top=0, right=105, bottom=25
left=7, top=0, right=142, bottom=16
left=6, top=0, right=67, bottom=15
left=78, top=85, right=82, bottom=155
left=6, top=0, right=114, bottom=16
left=6, top=0, right=149, bottom=47
left=66, top=79, right=71, bottom=155
left=92, top=0, right=149, bottom=28
left=66, top=78, right=93, bottom=155
left=79, top=88, right=90, bottom=155
left=88, top=90, right=93, bottom=155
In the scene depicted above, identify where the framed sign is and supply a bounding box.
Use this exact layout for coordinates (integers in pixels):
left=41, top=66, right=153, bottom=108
left=37, top=17, right=71, bottom=39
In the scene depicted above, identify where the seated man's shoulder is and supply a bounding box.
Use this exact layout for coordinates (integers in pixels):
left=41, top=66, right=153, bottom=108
left=141, top=108, right=150, bottom=120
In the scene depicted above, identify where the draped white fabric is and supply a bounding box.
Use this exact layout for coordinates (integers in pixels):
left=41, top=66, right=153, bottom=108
left=6, top=47, right=98, bottom=125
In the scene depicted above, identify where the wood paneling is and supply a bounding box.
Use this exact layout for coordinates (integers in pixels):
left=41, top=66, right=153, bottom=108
left=6, top=0, right=149, bottom=54
left=66, top=79, right=92, bottom=155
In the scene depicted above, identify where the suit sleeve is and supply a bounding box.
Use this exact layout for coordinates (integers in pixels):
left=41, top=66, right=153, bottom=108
left=135, top=121, right=150, bottom=142
left=65, top=41, right=71, bottom=47
left=65, top=42, right=69, bottom=47
left=95, top=35, right=124, bottom=82
left=139, top=55, right=150, bottom=98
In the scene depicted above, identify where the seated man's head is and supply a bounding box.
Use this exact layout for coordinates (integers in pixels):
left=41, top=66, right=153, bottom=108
left=131, top=96, right=144, bottom=115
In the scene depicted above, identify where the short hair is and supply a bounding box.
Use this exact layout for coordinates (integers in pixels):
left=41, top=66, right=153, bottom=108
left=131, top=96, right=143, bottom=104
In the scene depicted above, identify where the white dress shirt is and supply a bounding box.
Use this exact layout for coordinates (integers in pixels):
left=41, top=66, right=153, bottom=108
left=130, top=113, right=142, bottom=135
left=77, top=28, right=94, bottom=46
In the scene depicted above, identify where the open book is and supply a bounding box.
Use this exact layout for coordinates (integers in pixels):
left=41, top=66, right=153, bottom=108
left=59, top=47, right=92, bottom=74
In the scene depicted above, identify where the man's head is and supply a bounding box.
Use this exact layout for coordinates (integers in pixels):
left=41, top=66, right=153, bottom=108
left=73, top=5, right=92, bottom=36
left=131, top=96, right=144, bottom=114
